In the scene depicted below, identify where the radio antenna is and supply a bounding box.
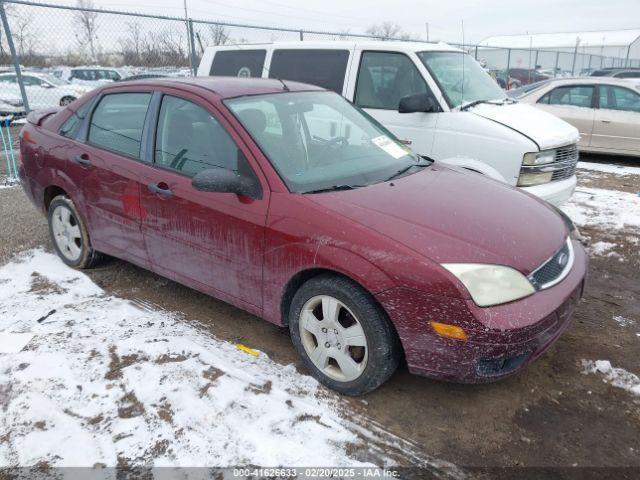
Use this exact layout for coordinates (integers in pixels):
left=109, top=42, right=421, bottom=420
left=461, top=20, right=465, bottom=107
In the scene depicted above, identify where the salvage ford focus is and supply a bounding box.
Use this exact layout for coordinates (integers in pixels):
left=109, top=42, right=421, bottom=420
left=18, top=78, right=587, bottom=395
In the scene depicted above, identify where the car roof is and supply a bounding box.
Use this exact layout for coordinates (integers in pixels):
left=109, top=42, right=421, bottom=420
left=205, top=40, right=462, bottom=53
left=528, top=77, right=640, bottom=87
left=102, top=76, right=326, bottom=99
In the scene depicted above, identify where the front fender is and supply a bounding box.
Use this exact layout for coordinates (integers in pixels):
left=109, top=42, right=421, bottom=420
left=435, top=156, right=507, bottom=182
left=261, top=241, right=395, bottom=325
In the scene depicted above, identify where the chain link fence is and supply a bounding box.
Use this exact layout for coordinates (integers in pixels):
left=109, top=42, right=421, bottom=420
left=0, top=0, right=638, bottom=117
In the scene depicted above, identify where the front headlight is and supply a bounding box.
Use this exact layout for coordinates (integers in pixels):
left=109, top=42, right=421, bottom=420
left=517, top=171, right=553, bottom=186
left=523, top=150, right=555, bottom=166
left=441, top=264, right=536, bottom=307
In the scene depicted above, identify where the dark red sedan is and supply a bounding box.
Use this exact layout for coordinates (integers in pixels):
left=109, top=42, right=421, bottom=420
left=19, top=77, right=587, bottom=395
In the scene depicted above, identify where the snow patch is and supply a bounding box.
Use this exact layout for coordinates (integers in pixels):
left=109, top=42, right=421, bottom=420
left=0, top=249, right=456, bottom=473
left=561, top=187, right=640, bottom=233
left=589, top=241, right=616, bottom=256
left=581, top=360, right=640, bottom=397
left=578, top=162, right=640, bottom=176
left=613, top=315, right=635, bottom=327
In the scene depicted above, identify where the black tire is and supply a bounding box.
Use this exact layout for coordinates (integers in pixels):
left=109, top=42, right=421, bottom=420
left=47, top=195, right=102, bottom=269
left=60, top=96, right=76, bottom=106
left=289, top=274, right=401, bottom=395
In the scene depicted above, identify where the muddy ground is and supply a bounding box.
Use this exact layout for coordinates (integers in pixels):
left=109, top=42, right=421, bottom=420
left=1, top=152, right=639, bottom=476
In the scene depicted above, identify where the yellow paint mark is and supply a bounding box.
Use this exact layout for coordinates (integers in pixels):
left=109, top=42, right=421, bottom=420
left=236, top=343, right=260, bottom=357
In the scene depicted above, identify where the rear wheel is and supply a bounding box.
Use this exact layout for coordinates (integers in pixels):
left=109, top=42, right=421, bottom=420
left=289, top=274, right=401, bottom=395
left=48, top=195, right=101, bottom=268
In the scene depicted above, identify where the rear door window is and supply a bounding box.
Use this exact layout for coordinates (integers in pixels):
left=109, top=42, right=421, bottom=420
left=210, top=50, right=266, bottom=78
left=88, top=92, right=152, bottom=158
left=538, top=85, right=594, bottom=108
left=599, top=85, right=640, bottom=112
left=268, top=49, right=349, bottom=93
left=60, top=99, right=94, bottom=138
left=355, top=51, right=429, bottom=110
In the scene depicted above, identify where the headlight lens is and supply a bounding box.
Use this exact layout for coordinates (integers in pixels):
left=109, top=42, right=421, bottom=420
left=523, top=150, right=555, bottom=166
left=441, top=264, right=536, bottom=307
left=517, top=171, right=553, bottom=186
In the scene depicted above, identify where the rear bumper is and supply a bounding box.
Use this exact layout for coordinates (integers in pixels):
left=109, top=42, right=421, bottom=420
left=376, top=240, right=588, bottom=383
left=520, top=175, right=576, bottom=206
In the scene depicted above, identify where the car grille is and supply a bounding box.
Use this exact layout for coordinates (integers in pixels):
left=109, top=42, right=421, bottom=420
left=550, top=144, right=579, bottom=181
left=528, top=238, right=573, bottom=290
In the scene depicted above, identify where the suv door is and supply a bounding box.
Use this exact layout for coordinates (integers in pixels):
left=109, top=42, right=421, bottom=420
left=535, top=85, right=596, bottom=147
left=350, top=50, right=439, bottom=155
left=591, top=84, right=640, bottom=153
left=138, top=89, right=269, bottom=309
left=78, top=91, right=152, bottom=267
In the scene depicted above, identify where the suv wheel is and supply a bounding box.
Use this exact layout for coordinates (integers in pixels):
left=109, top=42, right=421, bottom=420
left=60, top=96, right=76, bottom=106
left=289, top=274, right=401, bottom=395
left=48, top=195, right=101, bottom=268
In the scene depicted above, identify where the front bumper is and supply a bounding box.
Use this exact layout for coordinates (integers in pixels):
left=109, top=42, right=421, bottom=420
left=376, top=239, right=588, bottom=383
left=520, top=175, right=577, bottom=206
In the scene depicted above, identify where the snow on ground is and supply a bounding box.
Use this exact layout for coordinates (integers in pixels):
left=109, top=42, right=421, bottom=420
left=577, top=161, right=640, bottom=176
left=561, top=186, right=640, bottom=233
left=588, top=241, right=617, bottom=257
left=582, top=360, right=640, bottom=397
left=613, top=315, right=635, bottom=327
left=0, top=250, right=459, bottom=474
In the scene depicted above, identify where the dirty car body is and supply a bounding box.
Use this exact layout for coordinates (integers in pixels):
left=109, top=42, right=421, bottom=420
left=19, top=77, right=588, bottom=394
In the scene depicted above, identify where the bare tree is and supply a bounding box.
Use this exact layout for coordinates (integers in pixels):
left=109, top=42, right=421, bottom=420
left=119, top=21, right=143, bottom=65
left=207, top=23, right=229, bottom=46
left=74, top=0, right=99, bottom=61
left=366, top=22, right=408, bottom=41
left=10, top=8, right=36, bottom=57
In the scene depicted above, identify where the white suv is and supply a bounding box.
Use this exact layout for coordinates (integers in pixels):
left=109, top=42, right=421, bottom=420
left=198, top=41, right=580, bottom=205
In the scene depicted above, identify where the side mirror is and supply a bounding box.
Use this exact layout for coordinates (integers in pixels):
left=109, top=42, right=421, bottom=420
left=398, top=93, right=439, bottom=114
left=192, top=168, right=261, bottom=199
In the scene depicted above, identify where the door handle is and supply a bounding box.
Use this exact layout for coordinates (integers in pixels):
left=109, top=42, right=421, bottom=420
left=72, top=153, right=92, bottom=167
left=148, top=182, right=173, bottom=197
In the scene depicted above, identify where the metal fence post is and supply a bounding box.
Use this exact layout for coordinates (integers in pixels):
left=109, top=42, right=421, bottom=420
left=187, top=19, right=197, bottom=75
left=474, top=45, right=478, bottom=60
left=0, top=1, right=29, bottom=112
left=554, top=51, right=559, bottom=77
left=506, top=48, right=511, bottom=73
left=299, top=30, right=303, bottom=41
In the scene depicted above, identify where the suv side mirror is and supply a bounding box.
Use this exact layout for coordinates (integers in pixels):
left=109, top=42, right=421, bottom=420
left=398, top=94, right=439, bottom=113
left=192, top=168, right=262, bottom=199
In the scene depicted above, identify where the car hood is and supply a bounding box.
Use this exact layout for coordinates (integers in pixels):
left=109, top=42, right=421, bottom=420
left=470, top=102, right=579, bottom=150
left=306, top=164, right=567, bottom=275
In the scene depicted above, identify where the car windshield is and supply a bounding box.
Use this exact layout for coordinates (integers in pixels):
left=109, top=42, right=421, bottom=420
left=225, top=91, right=427, bottom=193
left=418, top=51, right=507, bottom=108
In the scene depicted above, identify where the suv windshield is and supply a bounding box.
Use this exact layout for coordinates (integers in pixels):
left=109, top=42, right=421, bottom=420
left=225, top=91, right=427, bottom=193
left=418, top=51, right=506, bottom=108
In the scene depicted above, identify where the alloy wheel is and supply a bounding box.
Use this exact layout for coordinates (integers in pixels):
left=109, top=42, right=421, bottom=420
left=298, top=295, right=368, bottom=382
left=50, top=205, right=82, bottom=262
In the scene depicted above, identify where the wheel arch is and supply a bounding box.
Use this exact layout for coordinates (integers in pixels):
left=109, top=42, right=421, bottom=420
left=280, top=267, right=405, bottom=360
left=43, top=184, right=69, bottom=211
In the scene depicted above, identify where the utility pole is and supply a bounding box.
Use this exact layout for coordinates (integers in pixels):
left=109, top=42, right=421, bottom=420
left=425, top=22, right=429, bottom=42
left=183, top=0, right=194, bottom=75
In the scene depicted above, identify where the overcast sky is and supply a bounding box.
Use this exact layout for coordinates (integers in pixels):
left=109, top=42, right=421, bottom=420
left=39, top=0, right=640, bottom=43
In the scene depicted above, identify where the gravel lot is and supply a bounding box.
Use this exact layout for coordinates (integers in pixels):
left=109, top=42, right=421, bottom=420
left=0, top=151, right=639, bottom=477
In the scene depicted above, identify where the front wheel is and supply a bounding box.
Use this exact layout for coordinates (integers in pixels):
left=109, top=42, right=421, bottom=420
left=289, top=274, right=401, bottom=395
left=60, top=96, right=76, bottom=106
left=48, top=195, right=101, bottom=268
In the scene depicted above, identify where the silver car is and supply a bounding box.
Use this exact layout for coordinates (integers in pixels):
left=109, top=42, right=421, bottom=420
left=518, top=77, right=640, bottom=157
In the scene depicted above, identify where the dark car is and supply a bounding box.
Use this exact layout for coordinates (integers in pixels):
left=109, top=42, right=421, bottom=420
left=507, top=68, right=551, bottom=86
left=590, top=68, right=640, bottom=79
left=18, top=78, right=587, bottom=394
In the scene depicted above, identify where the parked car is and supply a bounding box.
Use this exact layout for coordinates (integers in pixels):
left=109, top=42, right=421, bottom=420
left=18, top=77, right=587, bottom=395
left=507, top=79, right=553, bottom=99
left=519, top=77, right=640, bottom=157
left=54, top=66, right=128, bottom=86
left=506, top=68, right=552, bottom=86
left=590, top=68, right=640, bottom=78
left=198, top=41, right=580, bottom=206
left=0, top=92, right=25, bottom=120
left=0, top=72, right=93, bottom=109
